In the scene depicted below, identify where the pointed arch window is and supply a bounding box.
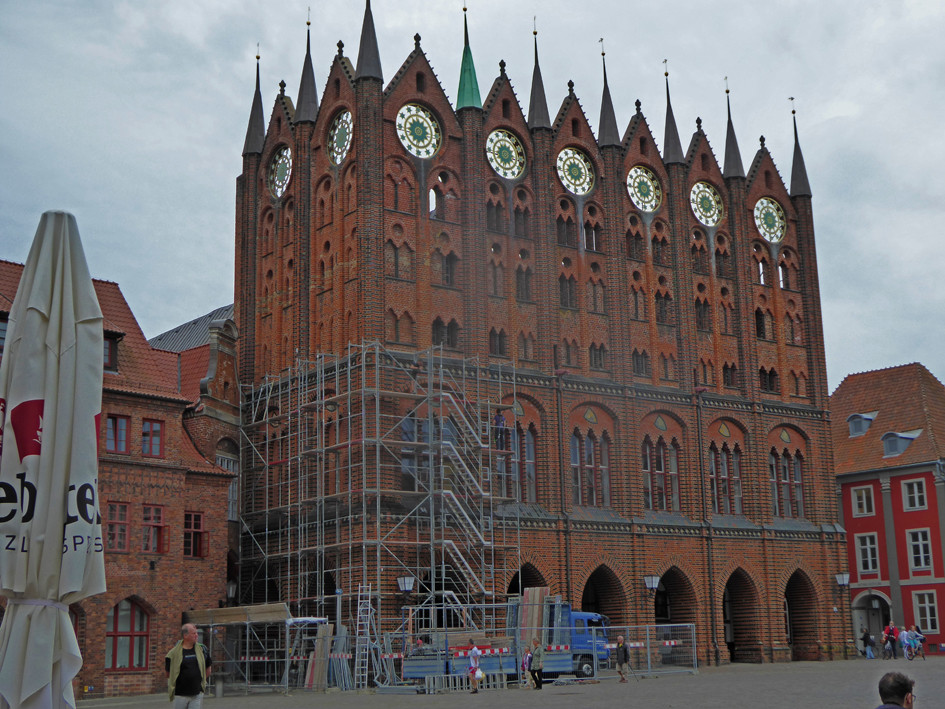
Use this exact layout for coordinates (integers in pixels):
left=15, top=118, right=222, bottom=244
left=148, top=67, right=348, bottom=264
left=584, top=221, right=603, bottom=252
left=432, top=318, right=459, bottom=349
left=627, top=229, right=646, bottom=260
left=515, top=267, right=533, bottom=302
left=489, top=328, right=508, bottom=357
left=643, top=436, right=680, bottom=511
left=709, top=443, right=742, bottom=514
left=770, top=449, right=804, bottom=518
left=514, top=206, right=530, bottom=237
left=655, top=292, right=673, bottom=324
left=570, top=432, right=582, bottom=506
left=652, top=236, right=670, bottom=266
left=440, top=252, right=459, bottom=287
left=559, top=275, right=578, bottom=309
left=632, top=349, right=650, bottom=377
left=589, top=343, right=607, bottom=371
left=760, top=367, right=779, bottom=393
left=489, top=262, right=504, bottom=297
left=589, top=281, right=606, bottom=313
left=557, top=216, right=578, bottom=247
left=695, top=299, right=712, bottom=331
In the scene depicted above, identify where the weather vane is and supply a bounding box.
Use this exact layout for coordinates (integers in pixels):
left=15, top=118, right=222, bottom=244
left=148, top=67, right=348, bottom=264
left=599, top=37, right=605, bottom=56
left=789, top=96, right=796, bottom=114
left=663, top=58, right=668, bottom=77
left=724, top=76, right=729, bottom=94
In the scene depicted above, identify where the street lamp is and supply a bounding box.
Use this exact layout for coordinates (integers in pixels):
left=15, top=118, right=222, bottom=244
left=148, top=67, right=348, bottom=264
left=396, top=575, right=416, bottom=596
left=835, top=572, right=850, bottom=659
left=643, top=575, right=661, bottom=594
left=226, top=579, right=237, bottom=606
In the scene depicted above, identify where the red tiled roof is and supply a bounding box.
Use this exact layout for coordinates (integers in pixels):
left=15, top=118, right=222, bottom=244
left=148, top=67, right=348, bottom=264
left=830, top=363, right=945, bottom=474
left=0, top=259, right=187, bottom=403
left=178, top=345, right=210, bottom=402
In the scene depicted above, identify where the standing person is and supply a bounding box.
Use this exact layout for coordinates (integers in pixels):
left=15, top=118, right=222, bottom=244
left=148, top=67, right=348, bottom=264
left=530, top=638, right=544, bottom=690
left=874, top=671, right=916, bottom=709
left=615, top=634, right=630, bottom=681
left=493, top=409, right=507, bottom=450
left=884, top=621, right=899, bottom=659
left=468, top=639, right=482, bottom=694
left=521, top=647, right=534, bottom=688
left=898, top=626, right=909, bottom=658
left=165, top=623, right=212, bottom=708
left=861, top=627, right=875, bottom=659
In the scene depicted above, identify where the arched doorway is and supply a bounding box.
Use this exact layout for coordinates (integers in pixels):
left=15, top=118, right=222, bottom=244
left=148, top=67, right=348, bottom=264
left=784, top=570, right=819, bottom=660
left=581, top=565, right=626, bottom=626
left=723, top=568, right=762, bottom=662
left=651, top=566, right=698, bottom=625
left=851, top=590, right=890, bottom=643
left=507, top=563, right=547, bottom=596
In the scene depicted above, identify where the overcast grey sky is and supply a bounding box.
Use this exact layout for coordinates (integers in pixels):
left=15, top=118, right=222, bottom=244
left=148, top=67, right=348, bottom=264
left=1, top=0, right=943, bottom=392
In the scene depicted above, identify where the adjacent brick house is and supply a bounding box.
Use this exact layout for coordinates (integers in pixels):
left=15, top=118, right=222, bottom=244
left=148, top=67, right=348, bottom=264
left=232, top=2, right=848, bottom=666
left=832, top=363, right=945, bottom=651
left=0, top=261, right=238, bottom=697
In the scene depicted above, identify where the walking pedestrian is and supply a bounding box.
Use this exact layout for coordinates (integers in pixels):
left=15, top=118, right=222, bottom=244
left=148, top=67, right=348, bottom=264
left=468, top=639, right=482, bottom=694
left=860, top=627, right=875, bottom=659
left=530, top=638, right=544, bottom=690
left=615, top=634, right=630, bottom=681
left=165, top=623, right=212, bottom=708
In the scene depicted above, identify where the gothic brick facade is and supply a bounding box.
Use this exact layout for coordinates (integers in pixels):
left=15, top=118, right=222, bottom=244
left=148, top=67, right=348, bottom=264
left=235, top=4, right=848, bottom=665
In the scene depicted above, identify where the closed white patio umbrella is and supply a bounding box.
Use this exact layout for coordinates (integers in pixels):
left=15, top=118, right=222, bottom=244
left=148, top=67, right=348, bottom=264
left=0, top=211, right=107, bottom=708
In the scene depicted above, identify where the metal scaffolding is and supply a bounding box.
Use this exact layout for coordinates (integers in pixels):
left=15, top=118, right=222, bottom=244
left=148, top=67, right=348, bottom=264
left=238, top=342, right=523, bottom=636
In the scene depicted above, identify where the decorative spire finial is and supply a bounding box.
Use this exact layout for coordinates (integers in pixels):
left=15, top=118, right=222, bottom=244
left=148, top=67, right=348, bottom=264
left=725, top=76, right=729, bottom=95
left=599, top=37, right=605, bottom=57
left=307, top=6, right=311, bottom=26
left=696, top=116, right=702, bottom=130
left=663, top=58, right=668, bottom=78
left=414, top=32, right=421, bottom=48
left=568, top=79, right=574, bottom=95
left=789, top=96, right=796, bottom=115
left=256, top=42, right=260, bottom=61
left=337, top=40, right=344, bottom=56
left=533, top=16, right=537, bottom=37
left=499, top=59, right=506, bottom=75
left=760, top=135, right=766, bottom=148
left=635, top=99, right=641, bottom=114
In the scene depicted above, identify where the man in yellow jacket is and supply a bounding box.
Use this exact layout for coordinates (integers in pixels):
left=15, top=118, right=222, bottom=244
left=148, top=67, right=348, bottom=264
left=165, top=623, right=212, bottom=707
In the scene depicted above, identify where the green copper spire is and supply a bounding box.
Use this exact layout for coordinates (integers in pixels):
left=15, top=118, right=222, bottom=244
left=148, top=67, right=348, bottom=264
left=456, top=9, right=481, bottom=110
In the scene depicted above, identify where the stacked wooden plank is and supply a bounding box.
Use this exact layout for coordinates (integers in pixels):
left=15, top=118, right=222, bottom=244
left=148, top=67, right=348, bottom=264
left=520, top=586, right=550, bottom=647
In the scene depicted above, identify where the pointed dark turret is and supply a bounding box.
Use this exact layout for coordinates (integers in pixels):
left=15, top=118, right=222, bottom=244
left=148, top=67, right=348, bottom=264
left=597, top=52, right=620, bottom=147
left=456, top=10, right=481, bottom=109
left=242, top=57, right=265, bottom=155
left=662, top=74, right=684, bottom=164
left=295, top=24, right=319, bottom=123
left=355, top=0, right=383, bottom=81
left=790, top=112, right=812, bottom=197
left=527, top=31, right=551, bottom=129
left=722, top=91, right=744, bottom=178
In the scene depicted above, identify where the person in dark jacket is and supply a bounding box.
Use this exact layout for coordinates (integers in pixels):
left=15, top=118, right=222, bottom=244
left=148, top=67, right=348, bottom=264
left=861, top=627, right=875, bottom=659
left=615, top=635, right=630, bottom=682
left=529, top=638, right=544, bottom=690
left=875, top=671, right=915, bottom=709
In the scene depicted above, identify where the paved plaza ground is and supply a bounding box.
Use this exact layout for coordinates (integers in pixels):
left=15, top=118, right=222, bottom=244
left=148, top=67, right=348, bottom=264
left=80, top=657, right=943, bottom=709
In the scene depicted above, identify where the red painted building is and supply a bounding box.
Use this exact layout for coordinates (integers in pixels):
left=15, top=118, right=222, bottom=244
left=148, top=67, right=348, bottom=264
left=0, top=261, right=238, bottom=697
left=832, top=363, right=945, bottom=651
left=231, top=2, right=848, bottom=666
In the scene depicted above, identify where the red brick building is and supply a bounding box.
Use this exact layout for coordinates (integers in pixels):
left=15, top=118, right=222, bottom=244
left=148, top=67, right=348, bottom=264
left=233, top=3, right=847, bottom=664
left=832, top=363, right=945, bottom=651
left=0, top=262, right=238, bottom=697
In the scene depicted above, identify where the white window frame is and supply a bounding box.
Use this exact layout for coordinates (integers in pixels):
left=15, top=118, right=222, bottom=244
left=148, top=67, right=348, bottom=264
left=856, top=533, right=879, bottom=574
left=913, top=590, right=939, bottom=633
left=902, top=479, right=927, bottom=511
left=907, top=528, right=932, bottom=571
left=852, top=486, right=874, bottom=517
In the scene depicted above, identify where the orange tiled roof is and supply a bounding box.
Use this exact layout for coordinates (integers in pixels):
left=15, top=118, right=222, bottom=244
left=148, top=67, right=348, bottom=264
left=0, top=259, right=187, bottom=403
left=177, top=345, right=210, bottom=402
left=830, top=363, right=945, bottom=474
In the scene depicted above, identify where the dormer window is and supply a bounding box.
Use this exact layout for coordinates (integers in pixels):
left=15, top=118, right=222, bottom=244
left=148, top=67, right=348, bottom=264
left=847, top=411, right=877, bottom=437
left=104, top=335, right=120, bottom=372
left=882, top=430, right=921, bottom=457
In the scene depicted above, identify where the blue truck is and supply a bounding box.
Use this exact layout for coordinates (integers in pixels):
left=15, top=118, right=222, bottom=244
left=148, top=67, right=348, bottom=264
left=398, top=597, right=609, bottom=681
left=530, top=599, right=610, bottom=678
